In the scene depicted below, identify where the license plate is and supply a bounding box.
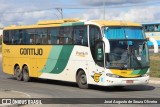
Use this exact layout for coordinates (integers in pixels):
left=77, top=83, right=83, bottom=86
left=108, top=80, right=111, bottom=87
left=126, top=80, right=133, bottom=83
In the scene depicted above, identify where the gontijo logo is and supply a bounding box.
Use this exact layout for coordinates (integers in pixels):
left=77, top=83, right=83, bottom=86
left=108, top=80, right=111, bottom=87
left=20, top=48, right=43, bottom=55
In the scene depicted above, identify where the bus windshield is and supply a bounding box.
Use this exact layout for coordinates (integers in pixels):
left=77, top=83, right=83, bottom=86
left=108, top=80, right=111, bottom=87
left=104, top=27, right=145, bottom=39
left=104, top=27, right=149, bottom=69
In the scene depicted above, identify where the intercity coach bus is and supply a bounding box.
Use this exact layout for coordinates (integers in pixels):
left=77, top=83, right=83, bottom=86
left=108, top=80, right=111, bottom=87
left=2, top=19, right=158, bottom=89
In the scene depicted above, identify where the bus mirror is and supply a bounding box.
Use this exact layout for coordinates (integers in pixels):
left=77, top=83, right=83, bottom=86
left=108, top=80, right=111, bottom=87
left=103, top=37, right=110, bottom=53
left=149, top=37, right=158, bottom=53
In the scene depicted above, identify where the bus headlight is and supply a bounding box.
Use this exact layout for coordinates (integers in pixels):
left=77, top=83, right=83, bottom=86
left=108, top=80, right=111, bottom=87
left=106, top=73, right=119, bottom=78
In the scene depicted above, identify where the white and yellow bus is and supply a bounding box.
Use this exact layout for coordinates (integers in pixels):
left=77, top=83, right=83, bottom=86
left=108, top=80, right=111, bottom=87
left=2, top=19, right=158, bottom=88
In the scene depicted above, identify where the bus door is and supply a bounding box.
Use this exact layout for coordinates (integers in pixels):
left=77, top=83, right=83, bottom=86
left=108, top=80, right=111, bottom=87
left=89, top=26, right=105, bottom=85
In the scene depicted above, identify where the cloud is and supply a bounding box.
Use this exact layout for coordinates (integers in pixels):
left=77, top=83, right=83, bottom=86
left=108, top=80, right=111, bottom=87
left=0, top=0, right=78, bottom=26
left=0, top=0, right=160, bottom=27
left=110, top=6, right=160, bottom=23
left=78, top=5, right=160, bottom=23
left=79, top=0, right=154, bottom=6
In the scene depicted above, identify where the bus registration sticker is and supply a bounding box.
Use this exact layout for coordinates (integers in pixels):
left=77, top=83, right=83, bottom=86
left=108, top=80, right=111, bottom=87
left=126, top=80, right=133, bottom=84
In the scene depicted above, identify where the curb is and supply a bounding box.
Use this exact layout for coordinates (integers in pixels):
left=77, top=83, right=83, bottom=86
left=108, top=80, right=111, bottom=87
left=149, top=77, right=160, bottom=84
left=149, top=80, right=160, bottom=84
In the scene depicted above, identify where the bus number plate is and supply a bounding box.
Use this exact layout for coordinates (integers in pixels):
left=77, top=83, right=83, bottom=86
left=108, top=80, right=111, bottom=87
left=126, top=80, right=133, bottom=84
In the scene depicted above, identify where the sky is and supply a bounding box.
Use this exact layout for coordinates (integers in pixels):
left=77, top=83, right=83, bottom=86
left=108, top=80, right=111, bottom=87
left=0, top=0, right=160, bottom=27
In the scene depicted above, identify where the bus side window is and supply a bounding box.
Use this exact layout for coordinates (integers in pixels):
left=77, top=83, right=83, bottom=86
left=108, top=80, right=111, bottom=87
left=9, top=30, right=14, bottom=44
left=25, top=31, right=30, bottom=44
left=19, top=30, right=23, bottom=44
left=30, top=34, right=34, bottom=44
left=83, top=27, right=87, bottom=46
left=58, top=28, right=65, bottom=44
left=28, top=29, right=36, bottom=44
left=74, top=26, right=87, bottom=46
left=48, top=33, right=51, bottom=44
left=43, top=33, right=48, bottom=44
left=14, top=30, right=20, bottom=44
left=158, top=25, right=160, bottom=31
left=35, top=30, right=40, bottom=44
left=3, top=30, right=9, bottom=44
left=36, top=29, right=47, bottom=45
left=21, top=30, right=26, bottom=44
left=64, top=27, right=73, bottom=44
left=154, top=25, right=158, bottom=31
left=50, top=28, right=58, bottom=44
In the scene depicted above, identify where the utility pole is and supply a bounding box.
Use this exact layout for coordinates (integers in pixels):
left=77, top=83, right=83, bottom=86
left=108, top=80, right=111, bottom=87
left=56, top=8, right=63, bottom=19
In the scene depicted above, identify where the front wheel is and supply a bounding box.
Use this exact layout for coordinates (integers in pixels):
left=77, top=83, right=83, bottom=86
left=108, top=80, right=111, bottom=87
left=22, top=65, right=30, bottom=82
left=77, top=70, right=89, bottom=89
left=15, top=65, right=23, bottom=81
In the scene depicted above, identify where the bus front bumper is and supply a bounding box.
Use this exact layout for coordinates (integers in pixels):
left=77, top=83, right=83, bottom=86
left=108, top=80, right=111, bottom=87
left=104, top=75, right=150, bottom=86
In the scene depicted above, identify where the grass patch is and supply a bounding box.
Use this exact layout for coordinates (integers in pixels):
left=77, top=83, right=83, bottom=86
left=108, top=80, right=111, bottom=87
left=150, top=53, right=160, bottom=78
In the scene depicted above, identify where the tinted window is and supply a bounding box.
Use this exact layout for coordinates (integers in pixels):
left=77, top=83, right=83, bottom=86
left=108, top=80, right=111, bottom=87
left=89, top=25, right=102, bottom=61
left=3, top=30, right=9, bottom=44
left=74, top=26, right=88, bottom=46
left=3, top=25, right=88, bottom=46
left=36, top=29, right=48, bottom=44
left=89, top=25, right=102, bottom=48
left=104, top=27, right=145, bottom=39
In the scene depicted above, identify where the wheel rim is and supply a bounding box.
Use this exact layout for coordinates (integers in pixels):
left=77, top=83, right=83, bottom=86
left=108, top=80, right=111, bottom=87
left=15, top=67, right=22, bottom=80
left=16, top=68, right=21, bottom=78
left=80, top=74, right=87, bottom=85
left=23, top=68, right=28, bottom=80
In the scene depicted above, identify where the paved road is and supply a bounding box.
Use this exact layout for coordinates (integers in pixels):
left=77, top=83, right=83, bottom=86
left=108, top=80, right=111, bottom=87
left=0, top=56, right=160, bottom=107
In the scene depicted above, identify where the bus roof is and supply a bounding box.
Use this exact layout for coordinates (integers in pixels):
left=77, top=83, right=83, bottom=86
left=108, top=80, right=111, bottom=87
left=91, top=20, right=141, bottom=27
left=3, top=19, right=141, bottom=30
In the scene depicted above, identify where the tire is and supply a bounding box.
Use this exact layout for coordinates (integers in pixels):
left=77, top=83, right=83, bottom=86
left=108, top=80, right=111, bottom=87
left=114, top=86, right=125, bottom=89
left=77, top=70, right=89, bottom=89
left=22, top=65, right=30, bottom=82
left=15, top=65, right=23, bottom=81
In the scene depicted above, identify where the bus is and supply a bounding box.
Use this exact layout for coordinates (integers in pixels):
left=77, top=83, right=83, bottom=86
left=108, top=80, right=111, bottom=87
left=2, top=19, right=158, bottom=89
left=142, top=22, right=160, bottom=47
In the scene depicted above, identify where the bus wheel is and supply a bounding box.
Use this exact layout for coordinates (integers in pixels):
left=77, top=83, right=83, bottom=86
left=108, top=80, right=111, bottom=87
left=15, top=65, right=23, bottom=81
left=77, top=70, right=88, bottom=89
left=114, top=86, right=125, bottom=89
left=22, top=65, right=30, bottom=82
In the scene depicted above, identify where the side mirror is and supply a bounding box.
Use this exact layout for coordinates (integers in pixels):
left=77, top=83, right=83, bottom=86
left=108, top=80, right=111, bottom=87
left=148, top=37, right=158, bottom=53
left=103, top=37, right=110, bottom=53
